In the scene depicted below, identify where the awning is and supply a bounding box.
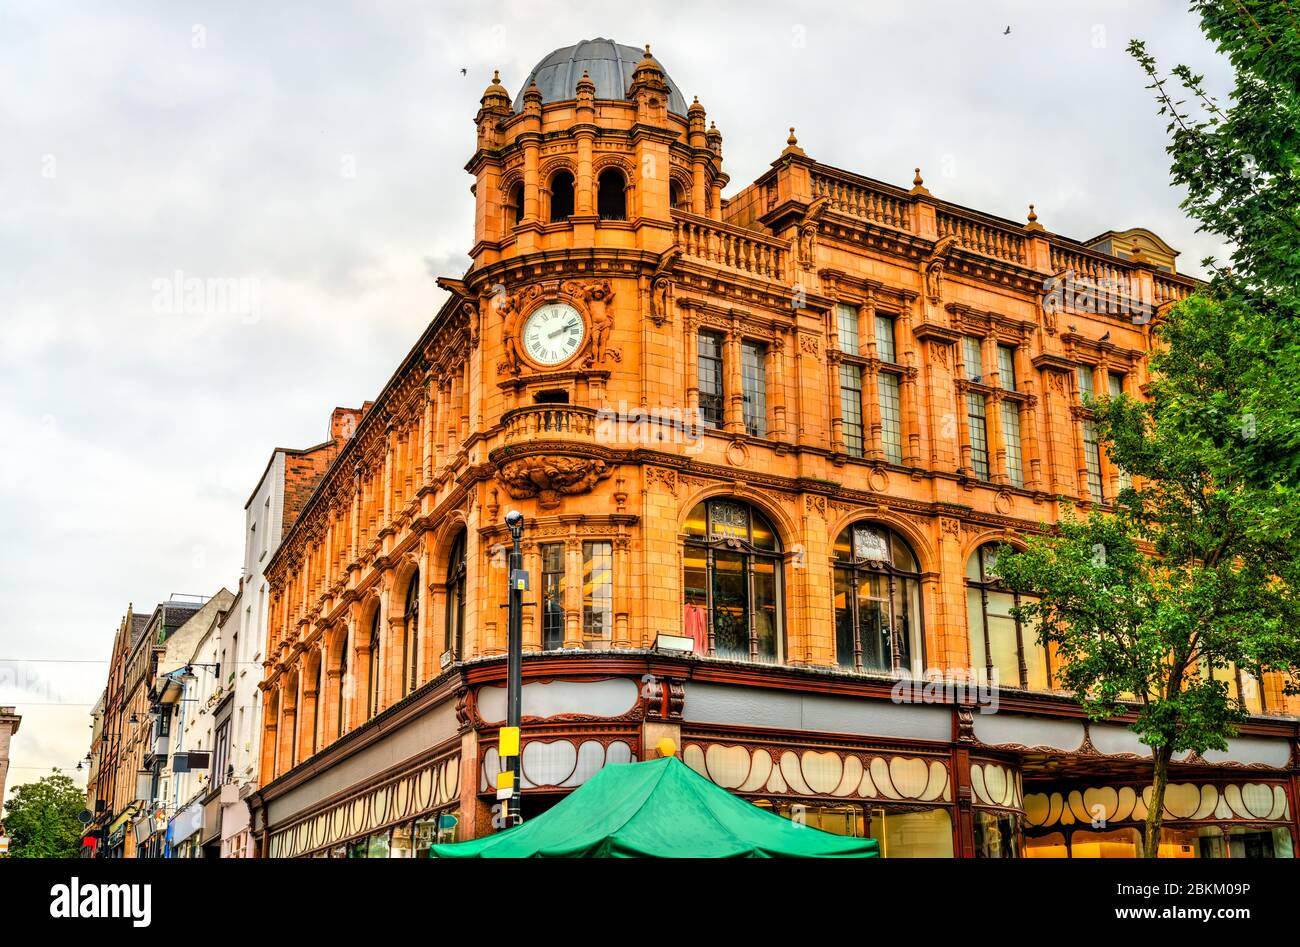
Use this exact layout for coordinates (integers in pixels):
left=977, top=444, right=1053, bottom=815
left=429, top=755, right=880, bottom=858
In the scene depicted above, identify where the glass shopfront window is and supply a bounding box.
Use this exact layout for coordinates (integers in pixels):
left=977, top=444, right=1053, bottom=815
left=390, top=822, right=415, bottom=858
left=973, top=810, right=1020, bottom=858
left=869, top=806, right=954, bottom=858
left=366, top=829, right=391, bottom=859
left=1228, top=825, right=1294, bottom=858
left=1023, top=831, right=1068, bottom=858
left=754, top=799, right=867, bottom=838
left=1070, top=826, right=1142, bottom=858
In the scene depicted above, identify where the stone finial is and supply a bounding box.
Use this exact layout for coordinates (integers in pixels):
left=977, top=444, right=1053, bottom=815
left=788, top=127, right=798, bottom=147
left=1025, top=202, right=1044, bottom=231
left=909, top=166, right=930, bottom=196
left=480, top=68, right=511, bottom=110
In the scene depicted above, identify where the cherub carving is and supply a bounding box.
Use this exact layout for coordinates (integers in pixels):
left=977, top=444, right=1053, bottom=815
left=797, top=197, right=827, bottom=270
left=566, top=278, right=621, bottom=365
left=492, top=284, right=541, bottom=376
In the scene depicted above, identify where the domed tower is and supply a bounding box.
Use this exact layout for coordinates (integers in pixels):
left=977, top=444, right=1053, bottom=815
left=466, top=39, right=722, bottom=263
left=459, top=40, right=729, bottom=649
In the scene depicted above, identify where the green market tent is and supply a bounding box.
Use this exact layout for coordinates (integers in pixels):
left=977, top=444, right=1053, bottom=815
left=429, top=755, right=880, bottom=858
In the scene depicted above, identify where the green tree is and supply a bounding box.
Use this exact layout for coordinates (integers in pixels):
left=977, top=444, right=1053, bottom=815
left=2, top=771, right=86, bottom=858
left=998, top=2, right=1300, bottom=858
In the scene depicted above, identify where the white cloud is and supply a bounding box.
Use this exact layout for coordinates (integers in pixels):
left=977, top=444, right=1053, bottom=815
left=0, top=0, right=1231, bottom=792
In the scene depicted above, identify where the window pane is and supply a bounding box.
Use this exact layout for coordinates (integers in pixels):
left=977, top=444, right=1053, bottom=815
left=839, top=363, right=864, bottom=457
left=582, top=542, right=613, bottom=645
left=878, top=372, right=903, bottom=464
left=836, top=303, right=859, bottom=354
left=857, top=573, right=889, bottom=671
left=682, top=546, right=709, bottom=654
left=896, top=575, right=922, bottom=676
left=367, top=829, right=391, bottom=859
left=997, top=345, right=1017, bottom=390
left=963, top=336, right=983, bottom=381
left=1077, top=364, right=1095, bottom=399
left=834, top=568, right=855, bottom=668
left=967, top=393, right=990, bottom=479
left=1108, top=372, right=1124, bottom=397
left=698, top=331, right=724, bottom=428
left=541, top=542, right=565, bottom=650
left=741, top=341, right=767, bottom=437
left=870, top=807, right=954, bottom=858
left=390, top=822, right=414, bottom=858
left=974, top=810, right=1021, bottom=858
left=874, top=314, right=896, bottom=363
left=752, top=558, right=780, bottom=663
left=967, top=586, right=989, bottom=677
left=711, top=551, right=750, bottom=660
left=986, top=590, right=1021, bottom=688
left=1082, top=418, right=1104, bottom=500
left=1001, top=400, right=1024, bottom=487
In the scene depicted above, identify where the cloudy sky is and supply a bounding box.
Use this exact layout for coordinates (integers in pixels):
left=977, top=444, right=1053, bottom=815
left=0, top=0, right=1231, bottom=799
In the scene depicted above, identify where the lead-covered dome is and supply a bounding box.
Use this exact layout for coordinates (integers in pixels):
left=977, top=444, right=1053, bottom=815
left=514, top=38, right=688, bottom=116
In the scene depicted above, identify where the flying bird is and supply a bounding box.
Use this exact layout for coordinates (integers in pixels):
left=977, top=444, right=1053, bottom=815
left=460, top=68, right=467, bottom=76
left=1003, top=26, right=1011, bottom=35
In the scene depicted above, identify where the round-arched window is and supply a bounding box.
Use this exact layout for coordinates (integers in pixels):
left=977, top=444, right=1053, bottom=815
left=597, top=168, right=627, bottom=220
left=965, top=543, right=1048, bottom=690
left=549, top=170, right=574, bottom=222
left=833, top=523, right=924, bottom=675
left=683, top=499, right=783, bottom=663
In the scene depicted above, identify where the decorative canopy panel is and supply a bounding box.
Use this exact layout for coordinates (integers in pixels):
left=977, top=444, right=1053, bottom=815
left=683, top=741, right=952, bottom=805
left=1024, top=782, right=1291, bottom=829
left=268, top=754, right=460, bottom=858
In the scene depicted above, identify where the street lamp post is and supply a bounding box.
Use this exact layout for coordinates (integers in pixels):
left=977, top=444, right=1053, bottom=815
left=503, top=510, right=526, bottom=827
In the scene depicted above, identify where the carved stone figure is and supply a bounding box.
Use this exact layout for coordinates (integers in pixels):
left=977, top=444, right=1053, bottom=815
left=566, top=278, right=620, bottom=365
left=498, top=455, right=613, bottom=508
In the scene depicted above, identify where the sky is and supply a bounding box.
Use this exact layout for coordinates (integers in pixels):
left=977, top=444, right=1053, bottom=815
left=0, top=0, right=1233, bottom=802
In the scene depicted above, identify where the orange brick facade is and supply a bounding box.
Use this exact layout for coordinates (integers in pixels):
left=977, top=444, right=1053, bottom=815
left=251, top=41, right=1300, bottom=859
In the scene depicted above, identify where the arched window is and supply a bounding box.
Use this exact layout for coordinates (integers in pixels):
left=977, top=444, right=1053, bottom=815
left=366, top=608, right=381, bottom=719
left=403, top=572, right=419, bottom=697
left=966, top=543, right=1048, bottom=690
left=509, top=181, right=525, bottom=226
left=669, top=179, right=685, bottom=210
left=445, top=533, right=467, bottom=659
left=682, top=499, right=783, bottom=663
left=549, top=170, right=574, bottom=222
left=597, top=168, right=626, bottom=220
left=833, top=523, right=924, bottom=675
left=336, top=634, right=348, bottom=738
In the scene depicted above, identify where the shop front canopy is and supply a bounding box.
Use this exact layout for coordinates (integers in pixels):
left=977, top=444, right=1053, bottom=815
left=429, top=755, right=880, bottom=858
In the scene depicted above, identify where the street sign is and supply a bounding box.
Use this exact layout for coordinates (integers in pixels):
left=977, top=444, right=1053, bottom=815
left=77, top=808, right=92, bottom=825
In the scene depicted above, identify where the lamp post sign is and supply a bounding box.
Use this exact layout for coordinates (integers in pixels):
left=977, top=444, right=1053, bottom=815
left=497, top=510, right=527, bottom=828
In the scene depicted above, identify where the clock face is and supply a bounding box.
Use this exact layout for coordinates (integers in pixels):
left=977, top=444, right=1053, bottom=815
left=522, top=302, right=585, bottom=366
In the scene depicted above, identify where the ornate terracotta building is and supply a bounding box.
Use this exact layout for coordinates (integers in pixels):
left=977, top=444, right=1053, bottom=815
left=250, top=39, right=1300, bottom=859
